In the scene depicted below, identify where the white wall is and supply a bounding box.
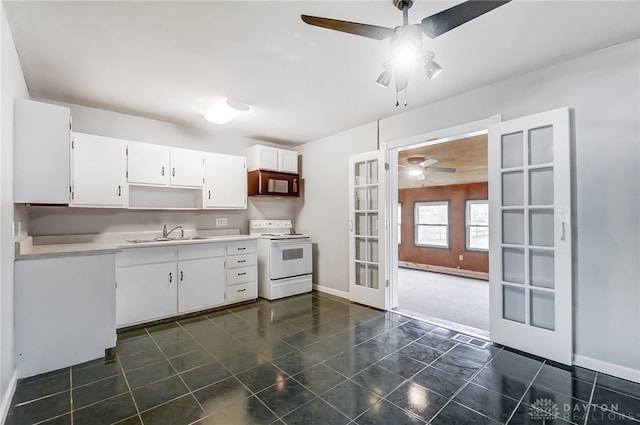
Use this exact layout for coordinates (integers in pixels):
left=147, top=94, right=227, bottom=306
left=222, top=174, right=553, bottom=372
left=25, top=102, right=297, bottom=236
left=295, top=122, right=378, bottom=294
left=0, top=3, right=28, bottom=419
left=296, top=39, right=640, bottom=378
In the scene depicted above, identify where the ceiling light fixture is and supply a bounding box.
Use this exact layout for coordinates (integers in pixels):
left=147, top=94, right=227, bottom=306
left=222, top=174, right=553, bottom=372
left=376, top=69, right=392, bottom=88
left=408, top=168, right=423, bottom=176
left=424, top=60, right=442, bottom=80
left=204, top=99, right=250, bottom=125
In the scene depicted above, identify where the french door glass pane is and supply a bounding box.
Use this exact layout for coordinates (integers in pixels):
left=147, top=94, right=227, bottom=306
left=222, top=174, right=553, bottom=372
left=503, top=285, right=525, bottom=323
left=355, top=238, right=366, bottom=261
left=530, top=250, right=555, bottom=289
left=367, top=160, right=378, bottom=184
left=368, top=265, right=379, bottom=289
left=355, top=213, right=366, bottom=235
left=355, top=187, right=366, bottom=210
left=502, top=171, right=524, bottom=206
left=502, top=210, right=524, bottom=245
left=355, top=162, right=366, bottom=185
left=503, top=248, right=525, bottom=284
left=367, top=186, right=378, bottom=210
left=368, top=239, right=378, bottom=262
left=529, top=125, right=554, bottom=165
left=502, top=132, right=524, bottom=168
left=530, top=209, right=554, bottom=247
left=530, top=168, right=554, bottom=205
left=368, top=213, right=379, bottom=236
left=531, top=290, right=555, bottom=330
left=355, top=263, right=366, bottom=287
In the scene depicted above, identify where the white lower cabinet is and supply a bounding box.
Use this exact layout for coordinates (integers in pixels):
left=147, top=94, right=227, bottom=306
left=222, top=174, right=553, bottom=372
left=116, top=240, right=257, bottom=328
left=116, top=247, right=177, bottom=327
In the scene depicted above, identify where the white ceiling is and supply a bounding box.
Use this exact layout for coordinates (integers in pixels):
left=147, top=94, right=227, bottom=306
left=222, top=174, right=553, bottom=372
left=4, top=1, right=639, bottom=146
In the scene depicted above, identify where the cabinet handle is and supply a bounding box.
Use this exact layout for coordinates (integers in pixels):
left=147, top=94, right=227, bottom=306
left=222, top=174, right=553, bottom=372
left=172, top=167, right=176, bottom=177
left=238, top=260, right=246, bottom=263
left=238, top=272, right=246, bottom=276
left=161, top=166, right=165, bottom=176
left=237, top=288, right=246, bottom=292
left=117, top=185, right=122, bottom=196
left=238, top=247, right=246, bottom=251
left=180, top=271, right=184, bottom=282
left=169, top=272, right=172, bottom=283
left=208, top=190, right=211, bottom=200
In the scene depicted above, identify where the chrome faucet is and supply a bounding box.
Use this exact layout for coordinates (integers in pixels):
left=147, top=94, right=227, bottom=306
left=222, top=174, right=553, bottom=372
left=162, top=224, right=184, bottom=239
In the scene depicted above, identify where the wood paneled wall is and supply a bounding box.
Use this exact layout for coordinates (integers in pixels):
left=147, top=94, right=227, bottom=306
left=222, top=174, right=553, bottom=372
left=398, top=182, right=489, bottom=273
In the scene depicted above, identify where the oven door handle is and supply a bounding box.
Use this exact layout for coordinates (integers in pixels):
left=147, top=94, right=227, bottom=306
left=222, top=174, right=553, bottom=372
left=270, top=239, right=311, bottom=246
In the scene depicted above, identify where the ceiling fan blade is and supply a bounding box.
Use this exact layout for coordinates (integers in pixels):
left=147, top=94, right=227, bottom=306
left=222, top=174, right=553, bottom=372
left=420, top=1, right=511, bottom=39
left=419, top=158, right=439, bottom=168
left=429, top=167, right=457, bottom=173
left=301, top=15, right=395, bottom=40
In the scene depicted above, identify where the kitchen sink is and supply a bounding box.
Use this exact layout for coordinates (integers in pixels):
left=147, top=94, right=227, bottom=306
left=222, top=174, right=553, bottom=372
left=126, top=236, right=211, bottom=244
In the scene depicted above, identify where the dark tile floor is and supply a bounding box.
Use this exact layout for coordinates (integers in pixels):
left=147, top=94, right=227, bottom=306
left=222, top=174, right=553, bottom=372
left=6, top=292, right=640, bottom=425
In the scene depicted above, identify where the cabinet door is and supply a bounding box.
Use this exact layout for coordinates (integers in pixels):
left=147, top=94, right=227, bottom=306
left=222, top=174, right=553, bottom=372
left=251, top=145, right=279, bottom=171
left=170, top=148, right=205, bottom=187
left=127, top=142, right=170, bottom=185
left=71, top=132, right=127, bottom=207
left=14, top=99, right=71, bottom=204
left=205, top=153, right=247, bottom=209
left=116, top=261, right=177, bottom=327
left=178, top=257, right=225, bottom=313
left=278, top=149, right=298, bottom=173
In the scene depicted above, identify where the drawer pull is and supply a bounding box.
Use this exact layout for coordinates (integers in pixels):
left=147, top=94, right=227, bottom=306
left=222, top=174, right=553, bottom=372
left=238, top=272, right=246, bottom=276
left=237, top=247, right=246, bottom=251
left=169, top=272, right=172, bottom=283
left=237, top=288, right=246, bottom=292
left=238, top=260, right=246, bottom=263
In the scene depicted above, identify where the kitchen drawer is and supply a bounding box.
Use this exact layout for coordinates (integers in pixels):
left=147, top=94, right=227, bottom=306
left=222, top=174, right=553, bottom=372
left=178, top=243, right=225, bottom=261
left=226, top=240, right=256, bottom=255
left=117, top=247, right=176, bottom=267
left=226, top=266, right=256, bottom=286
left=227, top=282, right=257, bottom=303
left=226, top=254, right=255, bottom=269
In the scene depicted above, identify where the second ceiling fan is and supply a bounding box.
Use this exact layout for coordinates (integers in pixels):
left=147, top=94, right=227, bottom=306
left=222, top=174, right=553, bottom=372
left=302, top=0, right=511, bottom=105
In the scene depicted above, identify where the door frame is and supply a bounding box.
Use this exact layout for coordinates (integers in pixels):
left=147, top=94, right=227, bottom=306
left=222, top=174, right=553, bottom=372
left=384, top=116, right=501, bottom=317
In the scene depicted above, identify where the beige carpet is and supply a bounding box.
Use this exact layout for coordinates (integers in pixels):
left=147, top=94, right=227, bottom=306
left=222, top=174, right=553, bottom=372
left=396, top=268, right=489, bottom=338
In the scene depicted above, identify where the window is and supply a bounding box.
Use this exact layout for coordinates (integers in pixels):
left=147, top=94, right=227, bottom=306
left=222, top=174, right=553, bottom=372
left=466, top=200, right=489, bottom=251
left=415, top=201, right=449, bottom=248
left=398, top=204, right=402, bottom=245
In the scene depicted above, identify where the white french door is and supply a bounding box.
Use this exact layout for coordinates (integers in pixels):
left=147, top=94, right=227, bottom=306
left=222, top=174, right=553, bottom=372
left=488, top=107, right=572, bottom=365
left=349, top=150, right=388, bottom=309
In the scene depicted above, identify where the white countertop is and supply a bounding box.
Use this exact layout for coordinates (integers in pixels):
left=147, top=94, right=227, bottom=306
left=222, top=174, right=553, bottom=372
left=15, top=229, right=258, bottom=260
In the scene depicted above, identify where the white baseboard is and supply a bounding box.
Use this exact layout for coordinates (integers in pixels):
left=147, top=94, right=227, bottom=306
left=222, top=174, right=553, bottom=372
left=0, top=370, right=18, bottom=425
left=312, top=284, right=349, bottom=301
left=574, top=354, right=640, bottom=383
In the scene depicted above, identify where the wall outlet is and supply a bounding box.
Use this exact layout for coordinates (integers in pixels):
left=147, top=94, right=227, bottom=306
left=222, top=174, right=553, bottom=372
left=458, top=254, right=464, bottom=261
left=216, top=217, right=228, bottom=227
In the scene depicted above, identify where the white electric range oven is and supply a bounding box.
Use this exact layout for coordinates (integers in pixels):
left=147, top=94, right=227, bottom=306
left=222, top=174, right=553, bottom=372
left=250, top=220, right=312, bottom=300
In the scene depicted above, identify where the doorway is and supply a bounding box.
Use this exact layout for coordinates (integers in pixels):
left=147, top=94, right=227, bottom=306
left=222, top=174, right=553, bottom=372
left=388, top=127, right=491, bottom=339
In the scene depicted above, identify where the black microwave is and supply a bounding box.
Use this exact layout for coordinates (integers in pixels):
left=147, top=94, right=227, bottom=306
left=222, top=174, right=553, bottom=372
left=248, top=170, right=300, bottom=197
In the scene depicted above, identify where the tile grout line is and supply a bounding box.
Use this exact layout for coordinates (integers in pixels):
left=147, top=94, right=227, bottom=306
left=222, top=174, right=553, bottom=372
left=69, top=365, right=74, bottom=425
left=582, top=371, right=597, bottom=425
left=503, top=358, right=546, bottom=424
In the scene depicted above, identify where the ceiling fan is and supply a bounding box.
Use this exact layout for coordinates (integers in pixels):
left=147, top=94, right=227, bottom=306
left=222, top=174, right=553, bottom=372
left=301, top=0, right=511, bottom=105
left=400, top=157, right=456, bottom=180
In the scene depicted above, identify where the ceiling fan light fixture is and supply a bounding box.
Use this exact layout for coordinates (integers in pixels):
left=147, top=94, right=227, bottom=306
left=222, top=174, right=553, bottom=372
left=425, top=60, right=443, bottom=80
left=408, top=168, right=423, bottom=176
left=204, top=99, right=250, bottom=125
left=376, top=69, right=392, bottom=88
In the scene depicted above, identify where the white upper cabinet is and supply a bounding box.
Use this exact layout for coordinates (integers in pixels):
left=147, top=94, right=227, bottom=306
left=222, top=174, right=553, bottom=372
left=70, top=132, right=127, bottom=208
left=127, top=142, right=170, bottom=185
left=204, top=152, right=247, bottom=209
left=127, top=142, right=204, bottom=188
left=247, top=144, right=298, bottom=173
left=278, top=149, right=298, bottom=174
left=14, top=99, right=71, bottom=204
left=170, top=148, right=205, bottom=187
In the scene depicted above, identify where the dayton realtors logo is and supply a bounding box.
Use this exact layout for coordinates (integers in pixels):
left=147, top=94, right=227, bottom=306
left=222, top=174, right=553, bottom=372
left=528, top=398, right=559, bottom=423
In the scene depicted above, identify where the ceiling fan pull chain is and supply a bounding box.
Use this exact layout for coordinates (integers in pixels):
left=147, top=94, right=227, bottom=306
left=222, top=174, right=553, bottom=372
left=395, top=91, right=399, bottom=107
left=404, top=89, right=408, bottom=107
